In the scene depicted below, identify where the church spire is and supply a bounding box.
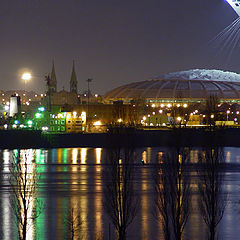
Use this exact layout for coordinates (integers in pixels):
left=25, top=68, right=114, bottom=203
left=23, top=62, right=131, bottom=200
left=50, top=60, right=57, bottom=92
left=70, top=60, right=78, bottom=93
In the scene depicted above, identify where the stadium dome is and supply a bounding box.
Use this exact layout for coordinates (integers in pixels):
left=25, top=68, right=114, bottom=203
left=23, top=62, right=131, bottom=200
left=104, top=69, right=240, bottom=102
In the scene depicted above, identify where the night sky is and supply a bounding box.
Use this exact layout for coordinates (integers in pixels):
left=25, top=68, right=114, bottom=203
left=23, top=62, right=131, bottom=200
left=0, top=0, right=238, bottom=94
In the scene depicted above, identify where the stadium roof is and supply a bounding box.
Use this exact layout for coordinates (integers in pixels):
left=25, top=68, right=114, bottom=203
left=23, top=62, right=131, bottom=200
left=104, top=69, right=240, bottom=100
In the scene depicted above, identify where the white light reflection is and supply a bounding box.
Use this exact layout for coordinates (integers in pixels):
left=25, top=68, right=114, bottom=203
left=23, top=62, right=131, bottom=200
left=226, top=151, right=231, bottom=163
left=18, top=149, right=36, bottom=240
left=3, top=150, right=10, bottom=172
left=72, top=148, right=78, bottom=164
left=80, top=148, right=87, bottom=164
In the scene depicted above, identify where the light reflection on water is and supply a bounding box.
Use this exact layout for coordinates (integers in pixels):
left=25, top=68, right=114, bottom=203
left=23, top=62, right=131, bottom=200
left=0, top=147, right=240, bottom=239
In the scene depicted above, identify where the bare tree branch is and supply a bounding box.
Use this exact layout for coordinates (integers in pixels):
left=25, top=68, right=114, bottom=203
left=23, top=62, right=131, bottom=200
left=103, top=147, right=138, bottom=240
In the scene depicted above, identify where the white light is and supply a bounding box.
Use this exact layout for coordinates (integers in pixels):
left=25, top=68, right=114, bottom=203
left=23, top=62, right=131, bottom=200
left=93, top=121, right=102, bottom=126
left=118, top=118, right=122, bottom=123
left=167, top=104, right=172, bottom=108
left=160, top=104, right=165, bottom=108
left=177, top=117, right=181, bottom=121
left=95, top=94, right=98, bottom=97
left=143, top=116, right=146, bottom=121
left=152, top=112, right=155, bottom=115
left=4, top=124, right=8, bottom=129
left=211, top=114, right=214, bottom=119
left=21, top=72, right=31, bottom=81
left=73, top=111, right=77, bottom=118
left=152, top=104, right=155, bottom=108
left=227, top=110, right=230, bottom=114
left=4, top=105, right=9, bottom=111
left=42, top=126, right=48, bottom=131
left=183, top=104, right=188, bottom=108
left=159, top=110, right=163, bottom=114
left=177, top=104, right=180, bottom=107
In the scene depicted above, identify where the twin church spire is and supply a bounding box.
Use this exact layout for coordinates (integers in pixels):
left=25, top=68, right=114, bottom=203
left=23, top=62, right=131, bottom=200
left=49, top=61, right=78, bottom=93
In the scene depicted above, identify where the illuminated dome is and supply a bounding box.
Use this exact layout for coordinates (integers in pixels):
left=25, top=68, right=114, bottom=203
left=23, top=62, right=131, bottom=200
left=104, top=69, right=240, bottom=102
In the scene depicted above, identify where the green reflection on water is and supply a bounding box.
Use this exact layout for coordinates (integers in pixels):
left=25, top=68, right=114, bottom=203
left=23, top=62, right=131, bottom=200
left=35, top=197, right=45, bottom=240
left=62, top=148, right=68, bottom=164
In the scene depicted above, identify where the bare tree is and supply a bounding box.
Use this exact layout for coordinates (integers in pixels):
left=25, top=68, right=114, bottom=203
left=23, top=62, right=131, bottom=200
left=9, top=150, right=42, bottom=240
left=154, top=147, right=191, bottom=240
left=204, top=94, right=219, bottom=126
left=64, top=206, right=83, bottom=240
left=198, top=147, right=226, bottom=240
left=103, top=147, right=138, bottom=240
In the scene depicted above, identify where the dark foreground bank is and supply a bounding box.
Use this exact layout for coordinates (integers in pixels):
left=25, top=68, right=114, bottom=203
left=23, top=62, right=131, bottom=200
left=0, top=127, right=239, bottom=149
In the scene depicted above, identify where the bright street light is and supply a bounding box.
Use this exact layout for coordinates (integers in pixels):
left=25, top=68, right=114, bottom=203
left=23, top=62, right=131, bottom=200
left=21, top=72, right=31, bottom=81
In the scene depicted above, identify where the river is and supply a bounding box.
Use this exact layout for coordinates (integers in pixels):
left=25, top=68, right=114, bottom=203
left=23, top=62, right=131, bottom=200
left=0, top=147, right=239, bottom=240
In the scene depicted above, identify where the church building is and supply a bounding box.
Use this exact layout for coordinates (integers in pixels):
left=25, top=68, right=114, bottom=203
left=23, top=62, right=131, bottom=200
left=45, top=61, right=79, bottom=106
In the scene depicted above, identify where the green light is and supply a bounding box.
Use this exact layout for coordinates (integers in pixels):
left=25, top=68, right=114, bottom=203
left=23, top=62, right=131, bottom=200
left=28, top=120, right=33, bottom=125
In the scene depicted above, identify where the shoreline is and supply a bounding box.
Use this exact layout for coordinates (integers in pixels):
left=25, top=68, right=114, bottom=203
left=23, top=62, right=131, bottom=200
left=0, top=128, right=239, bottom=149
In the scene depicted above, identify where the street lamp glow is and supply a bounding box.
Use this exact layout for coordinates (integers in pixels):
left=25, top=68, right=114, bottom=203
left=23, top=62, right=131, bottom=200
left=22, top=72, right=31, bottom=81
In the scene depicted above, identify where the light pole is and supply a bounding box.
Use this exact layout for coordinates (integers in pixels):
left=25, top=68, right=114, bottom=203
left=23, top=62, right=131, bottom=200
left=21, top=72, right=31, bottom=104
left=227, top=110, right=230, bottom=121
left=86, top=78, right=92, bottom=130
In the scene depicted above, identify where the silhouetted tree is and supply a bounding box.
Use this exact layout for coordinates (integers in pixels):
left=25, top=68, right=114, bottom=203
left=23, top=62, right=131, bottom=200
left=204, top=94, right=219, bottom=126
left=64, top=206, right=83, bottom=240
left=103, top=147, right=138, bottom=240
left=9, top=151, right=43, bottom=240
left=198, top=147, right=226, bottom=240
left=154, top=147, right=191, bottom=240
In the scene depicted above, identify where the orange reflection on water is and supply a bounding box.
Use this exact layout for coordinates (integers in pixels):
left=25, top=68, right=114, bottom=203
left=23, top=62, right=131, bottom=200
left=95, top=148, right=102, bottom=164
left=57, top=149, right=62, bottom=164
left=95, top=164, right=102, bottom=237
left=190, top=150, right=199, bottom=163
left=141, top=168, right=149, bottom=239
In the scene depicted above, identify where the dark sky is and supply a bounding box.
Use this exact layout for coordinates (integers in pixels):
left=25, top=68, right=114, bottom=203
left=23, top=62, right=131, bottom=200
left=0, top=0, right=238, bottom=94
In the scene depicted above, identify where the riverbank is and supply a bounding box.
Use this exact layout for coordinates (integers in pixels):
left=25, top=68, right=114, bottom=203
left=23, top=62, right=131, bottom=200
left=0, top=127, right=239, bottom=149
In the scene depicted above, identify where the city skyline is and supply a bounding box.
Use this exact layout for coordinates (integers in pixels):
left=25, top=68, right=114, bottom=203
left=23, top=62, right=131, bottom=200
left=0, top=0, right=238, bottom=94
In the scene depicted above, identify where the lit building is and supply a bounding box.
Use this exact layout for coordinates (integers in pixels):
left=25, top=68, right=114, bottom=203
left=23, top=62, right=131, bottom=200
left=104, top=69, right=240, bottom=106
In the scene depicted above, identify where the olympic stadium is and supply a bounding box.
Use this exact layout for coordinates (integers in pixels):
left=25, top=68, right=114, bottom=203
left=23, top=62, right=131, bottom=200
left=104, top=69, right=240, bottom=105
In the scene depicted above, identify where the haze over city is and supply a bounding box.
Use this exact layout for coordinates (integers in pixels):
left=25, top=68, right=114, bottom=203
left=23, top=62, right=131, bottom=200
left=0, top=0, right=238, bottom=94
